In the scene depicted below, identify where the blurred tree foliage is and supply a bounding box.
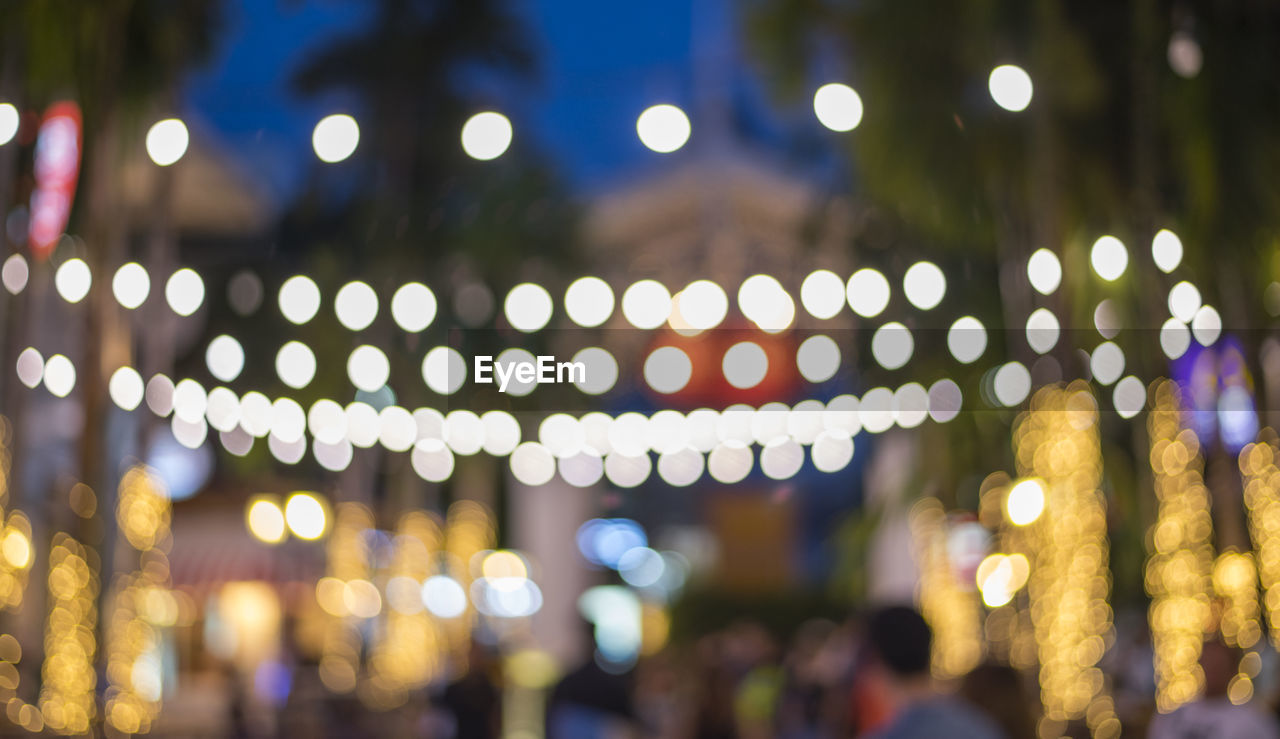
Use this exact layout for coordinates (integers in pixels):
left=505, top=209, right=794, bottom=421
left=750, top=0, right=1280, bottom=601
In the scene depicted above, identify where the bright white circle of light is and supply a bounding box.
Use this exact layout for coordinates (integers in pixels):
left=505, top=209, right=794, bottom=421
left=800, top=269, right=846, bottom=319
left=112, top=262, right=150, bottom=309
left=279, top=276, right=321, bottom=324
left=145, top=118, right=189, bottom=166
left=42, top=354, right=75, bottom=398
left=411, top=439, right=455, bottom=482
left=493, top=348, right=538, bottom=396
left=948, top=316, right=987, bottom=364
left=738, top=274, right=795, bottom=331
left=347, top=345, right=390, bottom=392
left=1090, top=236, right=1128, bottom=282
left=657, top=447, right=704, bottom=486
left=2, top=254, right=27, bottom=295
left=270, top=398, right=306, bottom=443
left=716, top=405, right=755, bottom=445
left=894, top=383, right=930, bottom=429
left=761, top=438, right=804, bottom=480
left=539, top=413, right=584, bottom=458
left=220, top=427, right=253, bottom=457
left=390, top=282, right=436, bottom=332
left=334, top=281, right=378, bottom=331
left=723, top=342, right=769, bottom=389
left=171, top=379, right=208, bottom=423
left=205, top=335, right=245, bottom=382
left=609, top=413, right=651, bottom=457
left=751, top=403, right=789, bottom=446
left=55, top=258, right=91, bottom=303
left=284, top=493, right=326, bottom=539
left=307, top=399, right=347, bottom=445
left=846, top=268, right=891, bottom=318
left=172, top=416, right=209, bottom=450
left=314, top=439, right=353, bottom=472
left=165, top=268, right=204, bottom=316
left=1026, top=249, right=1062, bottom=295
left=707, top=442, right=752, bottom=484
left=0, top=103, right=17, bottom=146
left=988, top=65, right=1033, bottom=112
left=645, top=346, right=693, bottom=394
left=871, top=322, right=914, bottom=370
left=461, top=111, right=513, bottom=161
left=812, top=431, right=855, bottom=473
left=571, top=347, right=618, bottom=395
left=859, top=387, right=895, bottom=434
left=1152, top=229, right=1184, bottom=273
left=414, top=407, right=445, bottom=441
left=1160, top=318, right=1191, bottom=359
left=581, top=411, right=614, bottom=455
left=423, top=346, right=467, bottom=395
left=823, top=395, right=861, bottom=438
left=903, top=262, right=946, bottom=310
left=345, top=402, right=379, bottom=447
left=993, top=362, right=1032, bottom=407
left=1094, top=299, right=1121, bottom=339
left=108, top=367, right=144, bottom=411
left=604, top=452, right=652, bottom=488
left=1024, top=309, right=1060, bottom=355
left=312, top=114, right=359, bottom=163
left=1006, top=479, right=1045, bottom=526
left=789, top=399, right=825, bottom=444
left=275, top=341, right=316, bottom=389
left=1168, top=281, right=1201, bottom=323
left=422, top=576, right=467, bottom=618
left=797, top=334, right=840, bottom=383
left=379, top=406, right=417, bottom=452
left=928, top=379, right=963, bottom=423
left=1090, top=342, right=1125, bottom=385
left=678, top=280, right=728, bottom=330
left=1114, top=376, right=1147, bottom=419
left=636, top=104, right=691, bottom=153
left=564, top=277, right=614, bottom=328
left=559, top=452, right=605, bottom=488
left=622, top=280, right=672, bottom=329
left=236, top=392, right=271, bottom=437
left=481, top=411, right=521, bottom=456
left=504, top=282, right=554, bottom=332
left=206, top=387, right=241, bottom=432
left=649, top=410, right=691, bottom=455
left=510, top=442, right=556, bottom=486
left=146, top=375, right=175, bottom=417
left=1191, top=305, right=1222, bottom=346
left=813, top=83, right=864, bottom=132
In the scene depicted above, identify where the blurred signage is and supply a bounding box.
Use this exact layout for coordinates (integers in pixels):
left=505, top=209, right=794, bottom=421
left=28, top=101, right=82, bottom=260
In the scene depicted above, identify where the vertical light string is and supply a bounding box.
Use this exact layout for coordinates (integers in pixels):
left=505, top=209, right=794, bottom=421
left=1240, top=432, right=1280, bottom=645
left=1013, top=383, right=1116, bottom=737
left=368, top=511, right=444, bottom=706
left=38, top=535, right=98, bottom=735
left=105, top=466, right=174, bottom=734
left=1145, top=380, right=1214, bottom=713
left=908, top=497, right=983, bottom=679
left=316, top=502, right=374, bottom=694
left=442, top=501, right=495, bottom=666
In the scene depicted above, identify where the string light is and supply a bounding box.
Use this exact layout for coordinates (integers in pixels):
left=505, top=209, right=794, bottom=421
left=1013, top=383, right=1116, bottom=736
left=39, top=534, right=98, bottom=735
left=1145, top=380, right=1214, bottom=713
left=909, top=498, right=983, bottom=679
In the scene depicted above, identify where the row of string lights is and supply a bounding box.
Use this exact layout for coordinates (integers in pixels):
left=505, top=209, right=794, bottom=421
left=0, top=65, right=1035, bottom=163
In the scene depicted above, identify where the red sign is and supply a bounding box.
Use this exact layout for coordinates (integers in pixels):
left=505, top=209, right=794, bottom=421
left=28, top=101, right=82, bottom=260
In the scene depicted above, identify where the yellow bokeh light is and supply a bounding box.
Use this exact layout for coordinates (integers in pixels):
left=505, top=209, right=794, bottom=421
left=1, top=530, right=30, bottom=569
left=1006, top=478, right=1046, bottom=526
left=284, top=492, right=328, bottom=540
left=246, top=498, right=286, bottom=544
left=481, top=550, right=527, bottom=581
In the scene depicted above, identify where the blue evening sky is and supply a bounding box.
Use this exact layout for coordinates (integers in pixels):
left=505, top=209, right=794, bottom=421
left=185, top=0, right=839, bottom=201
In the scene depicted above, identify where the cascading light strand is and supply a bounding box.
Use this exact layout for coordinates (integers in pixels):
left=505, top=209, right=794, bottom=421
left=908, top=497, right=983, bottom=679
left=1145, top=380, right=1214, bottom=713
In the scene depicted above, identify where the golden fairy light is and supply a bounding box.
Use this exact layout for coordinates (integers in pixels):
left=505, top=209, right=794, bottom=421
left=38, top=534, right=99, bottom=735
left=1239, top=430, right=1280, bottom=647
left=441, top=500, right=496, bottom=665
left=908, top=497, right=983, bottom=679
left=317, top=502, right=375, bottom=694
left=1145, top=380, right=1214, bottom=713
left=105, top=466, right=173, bottom=735
left=367, top=511, right=445, bottom=708
left=1212, top=551, right=1261, bottom=650
left=1013, top=383, right=1117, bottom=737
